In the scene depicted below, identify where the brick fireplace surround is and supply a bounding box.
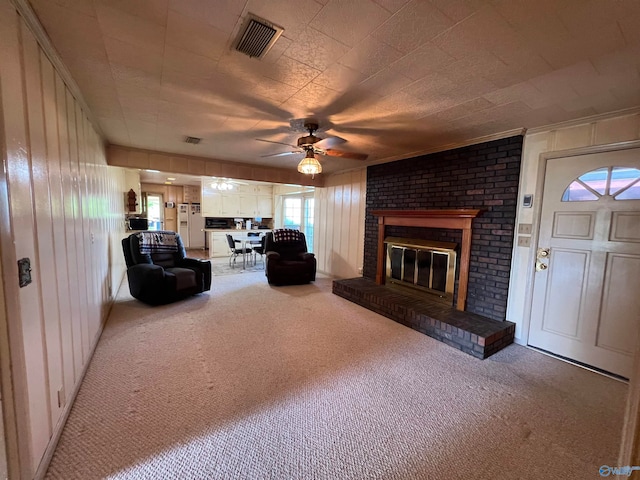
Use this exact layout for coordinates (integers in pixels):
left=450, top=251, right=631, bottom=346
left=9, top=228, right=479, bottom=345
left=333, top=135, right=523, bottom=359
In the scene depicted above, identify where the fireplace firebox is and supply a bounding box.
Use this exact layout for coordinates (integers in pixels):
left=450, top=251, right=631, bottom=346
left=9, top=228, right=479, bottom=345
left=385, top=237, right=457, bottom=304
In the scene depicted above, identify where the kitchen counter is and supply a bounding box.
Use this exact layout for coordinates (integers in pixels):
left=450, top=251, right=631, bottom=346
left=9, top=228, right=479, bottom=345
left=203, top=229, right=271, bottom=232
left=206, top=230, right=271, bottom=258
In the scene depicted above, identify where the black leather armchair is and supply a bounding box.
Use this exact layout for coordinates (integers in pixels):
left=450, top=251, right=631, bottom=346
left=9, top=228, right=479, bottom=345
left=122, top=232, right=211, bottom=305
left=265, top=229, right=316, bottom=285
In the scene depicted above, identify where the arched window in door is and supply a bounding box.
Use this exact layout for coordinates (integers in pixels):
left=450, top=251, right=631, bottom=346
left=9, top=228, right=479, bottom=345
left=561, top=166, right=640, bottom=202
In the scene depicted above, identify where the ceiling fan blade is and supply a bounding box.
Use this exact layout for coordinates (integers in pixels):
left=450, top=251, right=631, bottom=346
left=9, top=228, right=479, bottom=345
left=314, top=135, right=347, bottom=149
left=256, top=138, right=299, bottom=149
left=261, top=150, right=300, bottom=158
left=322, top=149, right=369, bottom=161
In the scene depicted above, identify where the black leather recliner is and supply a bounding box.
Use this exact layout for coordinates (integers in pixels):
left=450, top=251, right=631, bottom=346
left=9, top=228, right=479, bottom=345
left=265, top=229, right=316, bottom=285
left=122, top=232, right=211, bottom=305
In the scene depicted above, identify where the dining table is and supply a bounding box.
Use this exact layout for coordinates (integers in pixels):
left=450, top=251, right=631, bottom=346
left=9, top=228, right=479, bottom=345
left=233, top=233, right=264, bottom=269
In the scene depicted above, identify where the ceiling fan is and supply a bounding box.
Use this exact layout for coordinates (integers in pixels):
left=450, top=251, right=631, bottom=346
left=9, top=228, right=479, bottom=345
left=256, top=121, right=369, bottom=162
left=208, top=177, right=248, bottom=191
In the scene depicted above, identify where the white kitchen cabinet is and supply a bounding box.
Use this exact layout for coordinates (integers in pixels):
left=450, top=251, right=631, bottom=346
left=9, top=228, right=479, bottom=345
left=201, top=180, right=274, bottom=219
left=208, top=231, right=231, bottom=258
left=256, top=195, right=273, bottom=217
left=239, top=194, right=257, bottom=216
left=220, top=194, right=238, bottom=216
left=201, top=180, right=223, bottom=216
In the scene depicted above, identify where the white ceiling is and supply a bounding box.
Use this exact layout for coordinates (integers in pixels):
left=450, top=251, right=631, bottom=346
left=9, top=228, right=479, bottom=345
left=29, top=0, right=640, bottom=175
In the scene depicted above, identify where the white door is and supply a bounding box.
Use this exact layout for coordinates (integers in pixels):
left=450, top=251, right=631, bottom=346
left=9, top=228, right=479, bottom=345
left=529, top=149, right=640, bottom=378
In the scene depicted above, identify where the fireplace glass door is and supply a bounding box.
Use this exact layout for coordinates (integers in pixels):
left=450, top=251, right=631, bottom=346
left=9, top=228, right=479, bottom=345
left=386, top=238, right=457, bottom=304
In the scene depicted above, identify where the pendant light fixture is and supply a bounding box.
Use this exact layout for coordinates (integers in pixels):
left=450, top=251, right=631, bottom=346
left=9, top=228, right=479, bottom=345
left=297, top=149, right=322, bottom=176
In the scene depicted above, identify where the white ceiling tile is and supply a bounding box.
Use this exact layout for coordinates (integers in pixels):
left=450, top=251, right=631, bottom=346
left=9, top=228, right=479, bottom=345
left=94, top=0, right=169, bottom=26
left=261, top=36, right=293, bottom=64
left=482, top=82, right=550, bottom=110
left=492, top=0, right=570, bottom=27
left=312, top=0, right=391, bottom=47
left=429, top=0, right=482, bottom=22
left=284, top=26, right=351, bottom=71
left=162, top=46, right=218, bottom=78
left=615, top=5, right=640, bottom=45
left=371, top=0, right=411, bottom=14
left=312, top=63, right=367, bottom=92
left=264, top=56, right=322, bottom=89
left=44, top=0, right=96, bottom=17
left=168, top=0, right=242, bottom=34
left=166, top=10, right=228, bottom=61
left=104, top=36, right=164, bottom=76
left=251, top=76, right=300, bottom=104
left=371, top=0, right=454, bottom=53
left=558, top=90, right=619, bottom=114
left=289, top=83, right=342, bottom=111
left=360, top=68, right=414, bottom=97
left=97, top=116, right=130, bottom=143
left=338, top=36, right=404, bottom=77
left=96, top=4, right=166, bottom=54
left=31, top=1, right=104, bottom=57
left=111, top=63, right=162, bottom=92
left=391, top=42, right=456, bottom=81
left=558, top=0, right=620, bottom=38
left=426, top=97, right=495, bottom=123
left=529, top=69, right=580, bottom=105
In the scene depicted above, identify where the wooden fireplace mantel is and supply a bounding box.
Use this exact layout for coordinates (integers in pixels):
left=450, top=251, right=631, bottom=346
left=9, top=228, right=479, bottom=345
left=371, top=209, right=482, bottom=311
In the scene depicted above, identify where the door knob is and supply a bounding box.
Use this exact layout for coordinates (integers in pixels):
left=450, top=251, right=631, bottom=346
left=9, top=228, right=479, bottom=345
left=535, top=261, right=548, bottom=272
left=537, top=248, right=550, bottom=259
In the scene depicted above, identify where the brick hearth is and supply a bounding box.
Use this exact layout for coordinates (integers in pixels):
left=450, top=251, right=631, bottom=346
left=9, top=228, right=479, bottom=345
left=333, top=277, right=515, bottom=359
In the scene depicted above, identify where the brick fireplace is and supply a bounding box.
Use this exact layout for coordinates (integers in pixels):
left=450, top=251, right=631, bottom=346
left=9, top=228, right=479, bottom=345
left=333, top=136, right=522, bottom=359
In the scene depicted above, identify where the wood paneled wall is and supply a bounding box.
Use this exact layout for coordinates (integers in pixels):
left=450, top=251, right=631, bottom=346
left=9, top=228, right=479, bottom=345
left=314, top=169, right=367, bottom=279
left=0, top=2, right=126, bottom=477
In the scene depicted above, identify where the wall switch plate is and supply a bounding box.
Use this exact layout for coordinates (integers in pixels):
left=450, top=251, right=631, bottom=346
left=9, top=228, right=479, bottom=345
left=517, top=236, right=531, bottom=247
left=518, top=223, right=532, bottom=235
left=18, top=258, right=32, bottom=287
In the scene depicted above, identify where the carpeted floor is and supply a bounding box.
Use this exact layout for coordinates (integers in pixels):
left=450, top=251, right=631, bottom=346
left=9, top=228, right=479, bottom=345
left=45, top=272, right=628, bottom=479
left=210, top=256, right=265, bottom=276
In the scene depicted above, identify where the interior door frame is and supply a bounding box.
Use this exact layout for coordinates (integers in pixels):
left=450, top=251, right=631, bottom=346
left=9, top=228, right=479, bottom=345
left=520, top=139, right=640, bottom=466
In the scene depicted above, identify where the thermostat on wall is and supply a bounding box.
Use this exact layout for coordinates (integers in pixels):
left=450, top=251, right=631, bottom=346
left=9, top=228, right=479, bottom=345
left=523, top=194, right=533, bottom=208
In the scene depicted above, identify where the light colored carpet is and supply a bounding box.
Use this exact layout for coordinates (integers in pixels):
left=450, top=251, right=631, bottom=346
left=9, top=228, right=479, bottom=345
left=210, top=256, right=265, bottom=276
left=45, top=272, right=627, bottom=479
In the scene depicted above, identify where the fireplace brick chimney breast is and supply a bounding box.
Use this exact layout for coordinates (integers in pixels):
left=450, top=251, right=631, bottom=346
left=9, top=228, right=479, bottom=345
left=364, top=136, right=523, bottom=321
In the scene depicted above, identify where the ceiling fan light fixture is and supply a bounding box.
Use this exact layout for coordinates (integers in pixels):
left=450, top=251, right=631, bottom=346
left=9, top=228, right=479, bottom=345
left=211, top=181, right=234, bottom=191
left=297, top=150, right=322, bottom=176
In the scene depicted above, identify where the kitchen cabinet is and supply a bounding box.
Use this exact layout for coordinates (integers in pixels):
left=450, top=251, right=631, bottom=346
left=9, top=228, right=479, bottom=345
left=201, top=183, right=222, bottom=216
left=201, top=180, right=274, bottom=218
left=208, top=231, right=230, bottom=258
left=256, top=195, right=273, bottom=217
left=183, top=185, right=200, bottom=203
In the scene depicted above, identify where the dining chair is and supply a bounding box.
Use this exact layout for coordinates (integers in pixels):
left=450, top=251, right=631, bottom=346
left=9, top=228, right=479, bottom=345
left=252, top=234, right=267, bottom=268
left=226, top=234, right=253, bottom=268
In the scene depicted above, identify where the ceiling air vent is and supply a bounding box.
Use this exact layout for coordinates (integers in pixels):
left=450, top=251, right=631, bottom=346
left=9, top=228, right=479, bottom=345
left=185, top=136, right=201, bottom=144
left=234, top=14, right=284, bottom=59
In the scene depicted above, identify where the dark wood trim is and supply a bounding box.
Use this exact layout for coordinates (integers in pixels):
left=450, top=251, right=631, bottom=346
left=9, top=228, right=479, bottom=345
left=371, top=209, right=482, bottom=311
